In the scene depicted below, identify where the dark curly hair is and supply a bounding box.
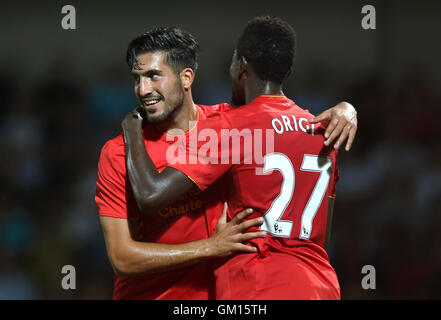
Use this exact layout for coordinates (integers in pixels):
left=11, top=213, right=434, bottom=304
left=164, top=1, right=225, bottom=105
left=126, top=26, right=200, bottom=74
left=237, top=16, right=296, bottom=84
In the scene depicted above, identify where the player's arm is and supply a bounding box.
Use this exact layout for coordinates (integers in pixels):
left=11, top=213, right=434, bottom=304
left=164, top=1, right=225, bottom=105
left=96, top=142, right=265, bottom=276
left=101, top=204, right=266, bottom=276
left=309, top=101, right=358, bottom=151
left=122, top=107, right=228, bottom=214
left=122, top=103, right=357, bottom=214
left=121, top=111, right=195, bottom=214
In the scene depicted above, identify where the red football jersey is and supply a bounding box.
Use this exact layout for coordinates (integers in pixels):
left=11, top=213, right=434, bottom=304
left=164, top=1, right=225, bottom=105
left=95, top=103, right=230, bottom=300
left=170, top=95, right=340, bottom=299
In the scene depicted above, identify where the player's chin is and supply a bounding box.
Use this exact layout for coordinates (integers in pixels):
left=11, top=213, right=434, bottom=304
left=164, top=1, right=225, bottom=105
left=145, top=109, right=167, bottom=123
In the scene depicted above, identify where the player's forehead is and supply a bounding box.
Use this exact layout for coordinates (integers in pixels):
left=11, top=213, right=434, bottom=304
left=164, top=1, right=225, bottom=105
left=131, top=51, right=170, bottom=73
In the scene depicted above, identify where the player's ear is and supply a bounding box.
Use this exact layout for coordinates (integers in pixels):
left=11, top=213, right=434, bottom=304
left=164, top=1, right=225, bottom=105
left=239, top=56, right=247, bottom=80
left=180, top=68, right=194, bottom=90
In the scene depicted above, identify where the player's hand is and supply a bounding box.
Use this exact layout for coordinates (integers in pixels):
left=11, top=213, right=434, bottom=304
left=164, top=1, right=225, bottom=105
left=207, top=202, right=266, bottom=257
left=309, top=101, right=358, bottom=151
left=121, top=106, right=145, bottom=132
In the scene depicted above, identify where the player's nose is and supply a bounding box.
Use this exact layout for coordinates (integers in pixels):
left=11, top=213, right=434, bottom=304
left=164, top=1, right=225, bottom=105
left=139, top=77, right=154, bottom=97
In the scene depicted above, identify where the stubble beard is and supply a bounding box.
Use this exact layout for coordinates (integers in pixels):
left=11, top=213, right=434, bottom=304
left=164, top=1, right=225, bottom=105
left=144, top=100, right=180, bottom=123
left=144, top=81, right=185, bottom=123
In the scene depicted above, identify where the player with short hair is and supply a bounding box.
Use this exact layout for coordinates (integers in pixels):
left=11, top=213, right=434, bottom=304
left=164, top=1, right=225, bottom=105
left=98, top=23, right=357, bottom=299
left=97, top=27, right=268, bottom=300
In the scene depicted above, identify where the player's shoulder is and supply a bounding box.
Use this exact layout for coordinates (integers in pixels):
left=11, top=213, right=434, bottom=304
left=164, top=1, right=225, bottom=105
left=270, top=97, right=313, bottom=117
left=196, top=103, right=233, bottom=128
left=289, top=101, right=328, bottom=132
left=291, top=103, right=313, bottom=116
left=197, top=102, right=232, bottom=115
left=217, top=96, right=306, bottom=121
left=99, top=134, right=125, bottom=160
left=97, top=134, right=127, bottom=183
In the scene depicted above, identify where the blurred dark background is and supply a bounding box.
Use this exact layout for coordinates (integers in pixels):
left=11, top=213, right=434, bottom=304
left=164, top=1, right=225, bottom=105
left=0, top=0, right=440, bottom=299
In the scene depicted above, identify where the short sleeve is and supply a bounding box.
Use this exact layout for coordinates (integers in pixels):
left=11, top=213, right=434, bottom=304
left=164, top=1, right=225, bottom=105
left=95, top=140, right=136, bottom=219
left=169, top=112, right=234, bottom=191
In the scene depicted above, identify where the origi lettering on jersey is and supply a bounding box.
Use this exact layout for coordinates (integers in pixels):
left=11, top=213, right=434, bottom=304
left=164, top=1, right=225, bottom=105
left=271, top=115, right=315, bottom=135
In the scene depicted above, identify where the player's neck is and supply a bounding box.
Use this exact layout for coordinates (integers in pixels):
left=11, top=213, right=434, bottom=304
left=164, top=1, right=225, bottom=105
left=245, top=79, right=284, bottom=104
left=153, top=95, right=198, bottom=134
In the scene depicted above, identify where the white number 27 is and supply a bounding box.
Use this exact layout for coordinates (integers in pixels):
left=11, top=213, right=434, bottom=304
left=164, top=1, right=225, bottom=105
left=259, top=153, right=332, bottom=239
